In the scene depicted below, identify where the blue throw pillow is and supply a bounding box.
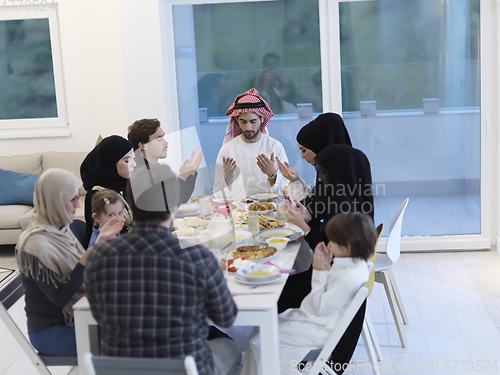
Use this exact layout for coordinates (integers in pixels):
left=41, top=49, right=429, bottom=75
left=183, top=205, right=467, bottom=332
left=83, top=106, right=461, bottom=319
left=0, top=168, right=40, bottom=205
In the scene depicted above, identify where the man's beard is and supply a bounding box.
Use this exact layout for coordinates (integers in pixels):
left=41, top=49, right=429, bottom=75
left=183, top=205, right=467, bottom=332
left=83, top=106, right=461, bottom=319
left=242, top=129, right=260, bottom=140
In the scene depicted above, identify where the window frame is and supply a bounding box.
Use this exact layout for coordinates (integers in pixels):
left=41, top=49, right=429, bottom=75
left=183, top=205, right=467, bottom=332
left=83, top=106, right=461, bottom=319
left=323, top=0, right=493, bottom=251
left=0, top=4, right=69, bottom=139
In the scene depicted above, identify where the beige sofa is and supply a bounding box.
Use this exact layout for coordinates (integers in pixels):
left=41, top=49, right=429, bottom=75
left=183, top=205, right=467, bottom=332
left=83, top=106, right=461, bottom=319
left=0, top=151, right=88, bottom=245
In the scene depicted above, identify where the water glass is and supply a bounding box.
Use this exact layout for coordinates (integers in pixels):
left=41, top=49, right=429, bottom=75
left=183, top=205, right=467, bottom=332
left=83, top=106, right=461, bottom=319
left=276, top=197, right=287, bottom=221
left=248, top=211, right=260, bottom=235
left=199, top=197, right=211, bottom=216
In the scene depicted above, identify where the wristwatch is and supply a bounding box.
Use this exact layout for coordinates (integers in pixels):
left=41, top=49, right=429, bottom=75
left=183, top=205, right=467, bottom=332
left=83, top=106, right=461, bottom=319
left=267, top=171, right=277, bottom=180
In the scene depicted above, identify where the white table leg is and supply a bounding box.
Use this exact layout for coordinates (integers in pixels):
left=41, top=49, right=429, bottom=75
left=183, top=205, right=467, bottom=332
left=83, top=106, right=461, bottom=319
left=234, top=306, right=280, bottom=375
left=74, top=309, right=98, bottom=375
left=258, top=309, right=280, bottom=375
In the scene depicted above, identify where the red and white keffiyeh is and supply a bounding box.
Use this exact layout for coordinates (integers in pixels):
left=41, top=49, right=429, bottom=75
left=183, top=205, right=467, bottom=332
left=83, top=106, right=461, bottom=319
left=223, top=88, right=274, bottom=145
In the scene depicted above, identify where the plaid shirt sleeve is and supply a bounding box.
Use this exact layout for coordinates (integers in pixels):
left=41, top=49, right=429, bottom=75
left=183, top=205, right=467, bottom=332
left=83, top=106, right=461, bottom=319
left=203, top=253, right=237, bottom=327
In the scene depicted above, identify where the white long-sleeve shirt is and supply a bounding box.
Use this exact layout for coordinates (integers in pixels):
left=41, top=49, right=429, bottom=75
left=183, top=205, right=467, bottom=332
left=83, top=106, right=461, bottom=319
left=241, top=257, right=370, bottom=375
left=213, top=134, right=289, bottom=201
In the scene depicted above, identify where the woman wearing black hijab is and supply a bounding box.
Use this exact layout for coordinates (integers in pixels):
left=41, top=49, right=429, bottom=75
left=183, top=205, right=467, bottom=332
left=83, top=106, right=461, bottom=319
left=282, top=145, right=374, bottom=375
left=288, top=144, right=374, bottom=236
left=277, top=112, right=354, bottom=248
left=80, top=136, right=136, bottom=247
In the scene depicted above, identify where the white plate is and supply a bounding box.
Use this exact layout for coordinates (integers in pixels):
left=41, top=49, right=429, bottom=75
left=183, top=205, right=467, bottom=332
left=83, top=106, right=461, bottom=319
left=237, top=264, right=280, bottom=282
left=284, top=222, right=305, bottom=235
left=258, top=228, right=295, bottom=238
left=254, top=228, right=302, bottom=244
left=235, top=274, right=282, bottom=285
left=248, top=202, right=276, bottom=214
left=249, top=193, right=279, bottom=201
left=177, top=203, right=200, bottom=217
left=235, top=230, right=252, bottom=244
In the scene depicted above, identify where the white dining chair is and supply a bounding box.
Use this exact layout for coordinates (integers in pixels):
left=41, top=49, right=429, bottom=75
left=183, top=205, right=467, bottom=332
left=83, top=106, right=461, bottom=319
left=293, top=286, right=369, bottom=374
left=374, top=198, right=409, bottom=348
left=361, top=223, right=384, bottom=375
left=0, top=271, right=78, bottom=375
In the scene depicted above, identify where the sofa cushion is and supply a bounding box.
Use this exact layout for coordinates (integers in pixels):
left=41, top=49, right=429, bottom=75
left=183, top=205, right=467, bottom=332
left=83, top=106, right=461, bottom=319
left=0, top=205, right=33, bottom=229
left=42, top=151, right=89, bottom=196
left=0, top=168, right=40, bottom=205
left=0, top=153, right=42, bottom=175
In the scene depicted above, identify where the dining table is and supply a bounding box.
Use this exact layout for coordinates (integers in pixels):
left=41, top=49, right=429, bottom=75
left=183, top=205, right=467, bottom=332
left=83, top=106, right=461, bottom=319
left=73, top=209, right=313, bottom=375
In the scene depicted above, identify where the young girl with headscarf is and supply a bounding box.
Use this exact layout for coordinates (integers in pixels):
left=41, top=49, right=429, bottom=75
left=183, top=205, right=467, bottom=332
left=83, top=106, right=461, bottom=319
left=80, top=135, right=136, bottom=246
left=16, top=168, right=122, bottom=356
left=213, top=88, right=289, bottom=200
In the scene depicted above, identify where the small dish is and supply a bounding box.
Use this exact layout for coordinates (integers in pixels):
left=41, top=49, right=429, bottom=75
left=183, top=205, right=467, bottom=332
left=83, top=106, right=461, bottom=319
left=227, top=258, right=256, bottom=274
left=235, top=230, right=252, bottom=244
left=177, top=203, right=200, bottom=217
left=259, top=228, right=295, bottom=238
left=237, top=264, right=281, bottom=283
left=265, top=236, right=289, bottom=251
left=234, top=274, right=282, bottom=285
left=253, top=228, right=301, bottom=244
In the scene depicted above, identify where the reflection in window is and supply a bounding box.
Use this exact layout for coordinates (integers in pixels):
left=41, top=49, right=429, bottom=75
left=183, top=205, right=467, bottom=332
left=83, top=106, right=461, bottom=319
left=340, top=0, right=480, bottom=112
left=0, top=19, right=57, bottom=119
left=192, top=0, right=322, bottom=117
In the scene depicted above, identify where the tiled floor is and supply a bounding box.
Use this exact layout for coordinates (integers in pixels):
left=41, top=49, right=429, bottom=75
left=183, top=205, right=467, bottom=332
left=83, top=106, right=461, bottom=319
left=1, top=245, right=499, bottom=374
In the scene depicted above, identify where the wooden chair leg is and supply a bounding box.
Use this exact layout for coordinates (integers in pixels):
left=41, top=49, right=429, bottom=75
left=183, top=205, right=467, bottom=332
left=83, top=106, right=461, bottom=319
left=388, top=268, right=409, bottom=325
left=380, top=271, right=407, bottom=348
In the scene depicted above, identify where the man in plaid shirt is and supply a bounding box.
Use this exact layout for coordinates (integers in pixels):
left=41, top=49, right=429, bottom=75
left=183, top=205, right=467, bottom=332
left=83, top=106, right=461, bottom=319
left=85, top=165, right=241, bottom=375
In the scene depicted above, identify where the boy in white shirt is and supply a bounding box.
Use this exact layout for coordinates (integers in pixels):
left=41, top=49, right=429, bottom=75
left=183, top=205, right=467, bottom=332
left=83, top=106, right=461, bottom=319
left=241, top=212, right=377, bottom=375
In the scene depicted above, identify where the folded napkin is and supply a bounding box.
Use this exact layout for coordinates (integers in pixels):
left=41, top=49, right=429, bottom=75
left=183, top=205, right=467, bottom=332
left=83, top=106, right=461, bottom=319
left=263, top=261, right=294, bottom=274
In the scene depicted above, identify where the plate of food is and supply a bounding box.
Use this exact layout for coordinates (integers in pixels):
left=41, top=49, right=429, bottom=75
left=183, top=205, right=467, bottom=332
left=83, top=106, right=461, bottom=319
left=230, top=245, right=278, bottom=261
left=173, top=217, right=210, bottom=238
left=258, top=215, right=285, bottom=232
left=236, top=264, right=281, bottom=283
left=249, top=192, right=279, bottom=201
left=248, top=201, right=276, bottom=214
left=253, top=228, right=302, bottom=244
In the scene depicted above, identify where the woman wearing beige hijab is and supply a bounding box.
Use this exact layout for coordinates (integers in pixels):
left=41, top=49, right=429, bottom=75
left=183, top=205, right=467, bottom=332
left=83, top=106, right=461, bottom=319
left=16, top=168, right=123, bottom=356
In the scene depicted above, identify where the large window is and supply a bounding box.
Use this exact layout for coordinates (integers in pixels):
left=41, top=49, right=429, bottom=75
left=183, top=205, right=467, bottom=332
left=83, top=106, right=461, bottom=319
left=163, top=0, right=487, bottom=249
left=338, top=0, right=481, bottom=239
left=190, top=0, right=322, bottom=118
left=0, top=5, right=68, bottom=138
left=340, top=0, right=480, bottom=113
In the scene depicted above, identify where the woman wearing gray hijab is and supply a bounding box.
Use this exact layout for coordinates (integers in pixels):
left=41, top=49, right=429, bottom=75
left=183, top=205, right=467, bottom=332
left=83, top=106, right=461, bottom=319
left=16, top=168, right=122, bottom=356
